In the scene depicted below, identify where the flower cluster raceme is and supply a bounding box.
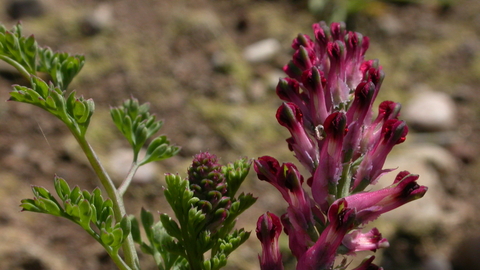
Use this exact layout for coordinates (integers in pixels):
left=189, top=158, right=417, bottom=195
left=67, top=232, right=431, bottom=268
left=255, top=21, right=428, bottom=270
left=188, top=152, right=230, bottom=232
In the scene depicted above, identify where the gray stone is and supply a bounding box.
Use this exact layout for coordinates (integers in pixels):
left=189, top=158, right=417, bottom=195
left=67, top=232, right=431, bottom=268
left=243, top=38, right=281, bottom=63
left=403, top=86, right=457, bottom=131
left=79, top=4, right=113, bottom=36
left=376, top=143, right=469, bottom=236
left=423, top=254, right=452, bottom=270
left=108, top=148, right=158, bottom=184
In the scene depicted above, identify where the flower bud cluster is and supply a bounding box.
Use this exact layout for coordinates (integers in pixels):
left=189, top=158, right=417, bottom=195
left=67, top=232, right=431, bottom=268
left=255, top=21, right=427, bottom=269
left=188, top=152, right=231, bottom=232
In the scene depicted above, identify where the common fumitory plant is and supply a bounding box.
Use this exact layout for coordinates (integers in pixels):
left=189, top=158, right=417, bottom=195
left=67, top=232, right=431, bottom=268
left=254, top=21, right=428, bottom=269
left=0, top=23, right=256, bottom=270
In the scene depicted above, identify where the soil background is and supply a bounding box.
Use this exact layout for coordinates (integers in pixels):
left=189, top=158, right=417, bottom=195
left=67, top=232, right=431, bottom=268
left=0, top=0, right=480, bottom=269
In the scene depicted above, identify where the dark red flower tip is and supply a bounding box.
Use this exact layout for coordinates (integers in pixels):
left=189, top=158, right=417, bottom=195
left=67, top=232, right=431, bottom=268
left=329, top=22, right=345, bottom=41
left=313, top=21, right=329, bottom=45
left=354, top=81, right=375, bottom=107
left=378, top=101, right=401, bottom=120
left=324, top=112, right=347, bottom=138
left=327, top=41, right=344, bottom=62
left=293, top=46, right=316, bottom=71
left=283, top=163, right=304, bottom=191
left=393, top=172, right=427, bottom=201
left=276, top=77, right=300, bottom=101
left=292, top=33, right=314, bottom=50
left=382, top=119, right=408, bottom=144
left=394, top=170, right=412, bottom=183
left=283, top=60, right=303, bottom=80
left=254, top=156, right=281, bottom=182
left=276, top=102, right=303, bottom=129
left=301, top=66, right=324, bottom=93
left=256, top=212, right=282, bottom=241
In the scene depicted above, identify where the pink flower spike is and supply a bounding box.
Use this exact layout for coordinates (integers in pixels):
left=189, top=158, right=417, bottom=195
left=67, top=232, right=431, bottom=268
left=257, top=212, right=284, bottom=270
left=345, top=171, right=427, bottom=225
left=342, top=228, right=389, bottom=254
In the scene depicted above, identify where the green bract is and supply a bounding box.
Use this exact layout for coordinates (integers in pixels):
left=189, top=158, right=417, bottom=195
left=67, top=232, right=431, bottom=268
left=110, top=97, right=180, bottom=164
left=10, top=76, right=94, bottom=136
left=21, top=176, right=130, bottom=252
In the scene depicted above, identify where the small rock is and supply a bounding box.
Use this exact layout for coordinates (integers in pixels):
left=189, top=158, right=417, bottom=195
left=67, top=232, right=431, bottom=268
left=377, top=13, right=404, bottom=36
left=403, top=86, right=457, bottom=132
left=108, top=148, right=158, bottom=184
left=79, top=4, right=113, bottom=36
left=243, top=38, right=281, bottom=63
left=423, top=254, right=452, bottom=270
left=378, top=143, right=468, bottom=236
left=6, top=0, right=44, bottom=20
left=211, top=50, right=231, bottom=73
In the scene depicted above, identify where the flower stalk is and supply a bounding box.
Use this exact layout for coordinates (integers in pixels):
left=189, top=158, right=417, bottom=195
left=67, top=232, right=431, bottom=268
left=255, top=21, right=427, bottom=269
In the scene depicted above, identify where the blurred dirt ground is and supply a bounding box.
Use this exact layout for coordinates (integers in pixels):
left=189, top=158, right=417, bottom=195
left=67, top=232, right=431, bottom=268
left=0, top=0, right=480, bottom=269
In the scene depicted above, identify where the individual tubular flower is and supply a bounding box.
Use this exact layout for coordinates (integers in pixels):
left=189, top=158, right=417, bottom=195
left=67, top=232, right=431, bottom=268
left=311, top=112, right=347, bottom=210
left=257, top=212, right=284, bottom=270
left=352, top=120, right=409, bottom=191
left=254, top=156, right=315, bottom=244
left=296, top=199, right=356, bottom=270
left=276, top=102, right=318, bottom=172
left=345, top=171, right=427, bottom=225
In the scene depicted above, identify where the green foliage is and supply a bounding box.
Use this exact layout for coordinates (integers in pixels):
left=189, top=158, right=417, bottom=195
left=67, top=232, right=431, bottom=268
left=21, top=176, right=130, bottom=253
left=0, top=22, right=84, bottom=89
left=110, top=97, right=180, bottom=163
left=5, top=21, right=251, bottom=270
left=9, top=76, right=94, bottom=136
left=0, top=23, right=37, bottom=75
left=38, top=48, right=85, bottom=90
left=0, top=22, right=90, bottom=137
left=132, top=158, right=256, bottom=270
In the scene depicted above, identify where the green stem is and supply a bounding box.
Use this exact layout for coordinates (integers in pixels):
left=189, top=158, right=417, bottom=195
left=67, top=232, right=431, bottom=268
left=0, top=55, right=32, bottom=80
left=180, top=218, right=203, bottom=270
left=118, top=162, right=140, bottom=197
left=337, top=149, right=353, bottom=199
left=71, top=130, right=140, bottom=270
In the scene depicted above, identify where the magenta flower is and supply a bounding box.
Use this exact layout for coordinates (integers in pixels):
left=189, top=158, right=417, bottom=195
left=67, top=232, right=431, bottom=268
left=256, top=212, right=284, bottom=270
left=296, top=200, right=356, bottom=270
left=255, top=21, right=427, bottom=269
left=254, top=156, right=315, bottom=248
left=342, top=228, right=389, bottom=254
left=345, top=171, right=427, bottom=225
